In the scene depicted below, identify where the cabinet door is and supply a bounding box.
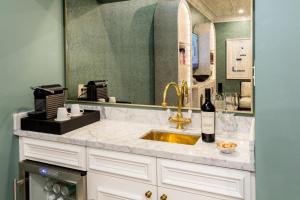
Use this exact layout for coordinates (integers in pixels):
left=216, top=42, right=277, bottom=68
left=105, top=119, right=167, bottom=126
left=88, top=148, right=156, bottom=185
left=157, top=158, right=251, bottom=199
left=20, top=137, right=86, bottom=170
left=88, top=172, right=157, bottom=200
left=158, top=187, right=211, bottom=200
left=158, top=187, right=234, bottom=200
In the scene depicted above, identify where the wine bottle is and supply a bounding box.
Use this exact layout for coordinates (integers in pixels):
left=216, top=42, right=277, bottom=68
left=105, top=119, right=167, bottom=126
left=218, top=83, right=223, bottom=94
left=201, top=89, right=215, bottom=143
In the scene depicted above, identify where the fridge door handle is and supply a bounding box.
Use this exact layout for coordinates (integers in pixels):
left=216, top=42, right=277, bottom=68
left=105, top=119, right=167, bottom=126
left=13, top=178, right=25, bottom=200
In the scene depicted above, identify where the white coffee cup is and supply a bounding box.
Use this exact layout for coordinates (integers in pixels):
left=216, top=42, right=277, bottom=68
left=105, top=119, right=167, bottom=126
left=70, top=104, right=84, bottom=117
left=98, top=98, right=106, bottom=103
left=56, top=107, right=71, bottom=121
left=109, top=97, right=116, bottom=103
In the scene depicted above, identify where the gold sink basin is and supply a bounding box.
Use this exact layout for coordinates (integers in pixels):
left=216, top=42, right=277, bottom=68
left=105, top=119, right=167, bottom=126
left=141, top=130, right=200, bottom=145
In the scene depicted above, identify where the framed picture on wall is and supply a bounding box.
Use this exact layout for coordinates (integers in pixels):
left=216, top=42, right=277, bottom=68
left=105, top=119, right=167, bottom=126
left=226, top=38, right=252, bottom=79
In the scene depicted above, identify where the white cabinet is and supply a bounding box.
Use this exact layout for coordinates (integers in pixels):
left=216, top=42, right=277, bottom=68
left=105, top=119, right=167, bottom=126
left=87, top=148, right=158, bottom=200
left=86, top=148, right=254, bottom=200
left=19, top=140, right=255, bottom=200
left=88, top=173, right=157, bottom=200
left=157, top=158, right=252, bottom=200
left=19, top=137, right=86, bottom=170
left=158, top=187, right=216, bottom=200
left=87, top=148, right=157, bottom=185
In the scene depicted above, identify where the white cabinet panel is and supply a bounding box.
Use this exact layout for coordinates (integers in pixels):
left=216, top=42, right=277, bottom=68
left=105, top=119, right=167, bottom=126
left=88, top=172, right=157, bottom=200
left=157, top=158, right=251, bottom=199
left=88, top=148, right=156, bottom=185
left=158, top=187, right=229, bottom=200
left=20, top=137, right=86, bottom=170
left=251, top=173, right=256, bottom=200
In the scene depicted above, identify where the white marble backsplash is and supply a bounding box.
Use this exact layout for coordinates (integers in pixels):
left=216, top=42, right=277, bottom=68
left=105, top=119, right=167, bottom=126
left=66, top=104, right=254, bottom=136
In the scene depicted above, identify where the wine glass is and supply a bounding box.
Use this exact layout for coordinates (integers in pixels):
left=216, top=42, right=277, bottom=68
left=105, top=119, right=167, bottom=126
left=224, top=93, right=239, bottom=111
left=232, top=93, right=239, bottom=110
left=221, top=113, right=238, bottom=138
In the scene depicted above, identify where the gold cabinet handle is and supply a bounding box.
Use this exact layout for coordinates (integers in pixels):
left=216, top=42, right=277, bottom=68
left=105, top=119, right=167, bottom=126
left=160, top=194, right=168, bottom=200
left=145, top=191, right=152, bottom=198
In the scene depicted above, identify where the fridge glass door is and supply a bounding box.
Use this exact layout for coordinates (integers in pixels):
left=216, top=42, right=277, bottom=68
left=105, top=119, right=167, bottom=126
left=28, top=173, right=77, bottom=200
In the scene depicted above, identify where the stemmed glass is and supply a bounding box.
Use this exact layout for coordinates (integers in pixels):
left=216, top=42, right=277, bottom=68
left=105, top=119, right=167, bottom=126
left=224, top=92, right=239, bottom=111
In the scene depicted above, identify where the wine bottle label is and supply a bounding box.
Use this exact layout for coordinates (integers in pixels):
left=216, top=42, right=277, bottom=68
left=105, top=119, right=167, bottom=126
left=201, top=112, right=215, bottom=134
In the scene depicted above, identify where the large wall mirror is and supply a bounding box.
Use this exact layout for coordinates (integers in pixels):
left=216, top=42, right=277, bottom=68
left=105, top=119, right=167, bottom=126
left=65, top=0, right=254, bottom=113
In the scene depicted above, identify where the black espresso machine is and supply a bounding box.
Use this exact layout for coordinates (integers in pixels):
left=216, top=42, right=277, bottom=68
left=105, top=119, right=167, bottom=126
left=86, top=80, right=108, bottom=101
left=28, top=84, right=65, bottom=120
left=21, top=84, right=101, bottom=135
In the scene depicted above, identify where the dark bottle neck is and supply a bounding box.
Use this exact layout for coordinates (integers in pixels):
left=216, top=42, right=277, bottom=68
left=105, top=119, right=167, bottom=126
left=205, top=89, right=211, bottom=101
left=217, top=83, right=223, bottom=94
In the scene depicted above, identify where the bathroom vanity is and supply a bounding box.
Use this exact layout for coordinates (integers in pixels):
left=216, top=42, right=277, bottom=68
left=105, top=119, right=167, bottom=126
left=14, top=105, right=255, bottom=200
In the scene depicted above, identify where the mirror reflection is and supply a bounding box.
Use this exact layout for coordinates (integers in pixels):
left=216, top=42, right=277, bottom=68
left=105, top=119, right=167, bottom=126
left=65, top=0, right=253, bottom=113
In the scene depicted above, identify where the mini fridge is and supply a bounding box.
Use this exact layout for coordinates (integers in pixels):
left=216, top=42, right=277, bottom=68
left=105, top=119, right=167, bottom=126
left=14, top=161, right=87, bottom=200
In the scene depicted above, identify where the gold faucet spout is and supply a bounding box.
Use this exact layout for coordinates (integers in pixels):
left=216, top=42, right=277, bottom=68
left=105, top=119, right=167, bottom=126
left=161, top=81, right=191, bottom=130
left=162, top=82, right=181, bottom=108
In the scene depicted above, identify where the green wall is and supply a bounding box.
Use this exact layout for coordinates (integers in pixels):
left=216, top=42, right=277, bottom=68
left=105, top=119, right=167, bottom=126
left=0, top=0, right=64, bottom=199
left=1, top=0, right=299, bottom=199
left=66, top=0, right=158, bottom=105
left=255, top=0, right=300, bottom=199
left=189, top=3, right=210, bottom=28
left=215, top=21, right=251, bottom=93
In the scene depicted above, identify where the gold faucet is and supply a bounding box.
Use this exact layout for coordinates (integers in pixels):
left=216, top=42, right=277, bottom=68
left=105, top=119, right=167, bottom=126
left=162, top=81, right=191, bottom=130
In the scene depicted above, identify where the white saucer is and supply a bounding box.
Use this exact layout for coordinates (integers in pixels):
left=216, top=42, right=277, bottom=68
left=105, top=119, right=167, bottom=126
left=54, top=117, right=71, bottom=122
left=71, top=113, right=83, bottom=117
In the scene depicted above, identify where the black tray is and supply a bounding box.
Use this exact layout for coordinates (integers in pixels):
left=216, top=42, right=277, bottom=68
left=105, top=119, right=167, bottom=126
left=21, top=110, right=100, bottom=135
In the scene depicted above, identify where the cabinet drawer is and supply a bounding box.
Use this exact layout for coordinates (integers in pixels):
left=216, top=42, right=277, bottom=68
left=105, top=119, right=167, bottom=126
left=88, top=172, right=157, bottom=200
left=88, top=148, right=156, bottom=185
left=20, top=137, right=86, bottom=170
left=158, top=187, right=223, bottom=200
left=157, top=159, right=251, bottom=199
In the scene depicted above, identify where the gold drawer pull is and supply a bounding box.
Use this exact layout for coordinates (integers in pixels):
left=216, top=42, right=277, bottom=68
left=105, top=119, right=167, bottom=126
left=145, top=191, right=152, bottom=198
left=160, top=194, right=167, bottom=200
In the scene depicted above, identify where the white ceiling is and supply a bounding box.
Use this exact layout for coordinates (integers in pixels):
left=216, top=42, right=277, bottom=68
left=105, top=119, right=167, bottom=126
left=189, top=0, right=252, bottom=22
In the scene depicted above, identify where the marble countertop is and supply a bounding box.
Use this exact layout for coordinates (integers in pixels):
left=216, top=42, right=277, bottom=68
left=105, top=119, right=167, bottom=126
left=14, top=119, right=254, bottom=172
